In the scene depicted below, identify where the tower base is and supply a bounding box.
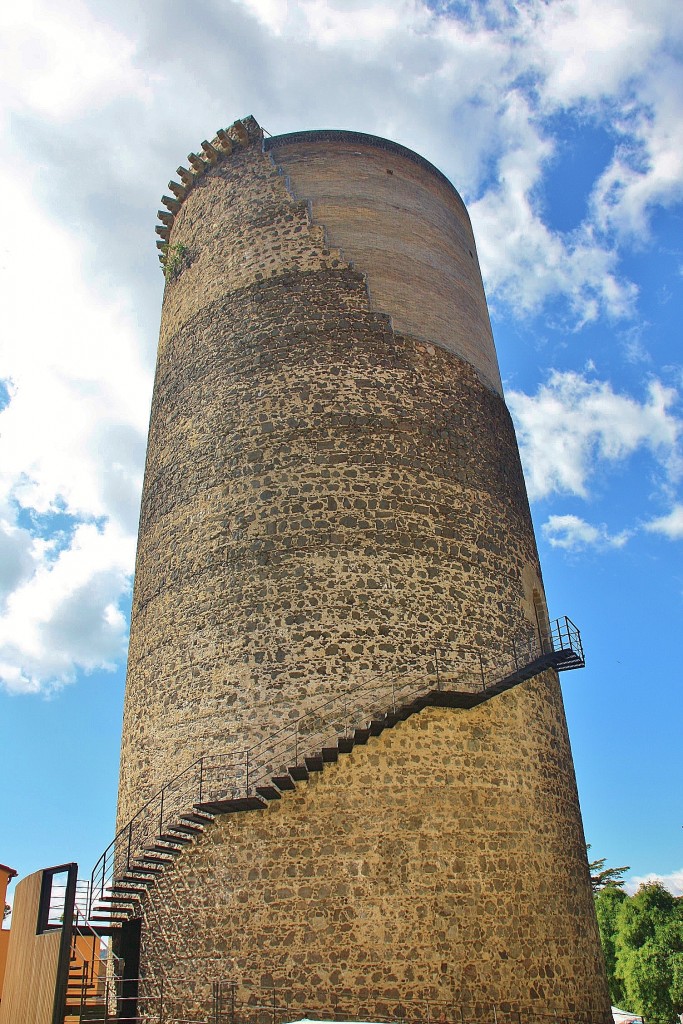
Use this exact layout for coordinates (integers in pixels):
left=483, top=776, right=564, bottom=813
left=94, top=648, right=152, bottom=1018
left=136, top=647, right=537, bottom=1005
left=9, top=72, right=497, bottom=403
left=135, top=674, right=611, bottom=1024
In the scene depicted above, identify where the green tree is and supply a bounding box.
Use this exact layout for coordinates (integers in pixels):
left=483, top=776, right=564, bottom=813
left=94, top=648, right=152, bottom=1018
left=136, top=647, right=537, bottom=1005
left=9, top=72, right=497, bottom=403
left=595, top=884, right=629, bottom=1006
left=615, top=882, right=683, bottom=1022
left=588, top=844, right=630, bottom=894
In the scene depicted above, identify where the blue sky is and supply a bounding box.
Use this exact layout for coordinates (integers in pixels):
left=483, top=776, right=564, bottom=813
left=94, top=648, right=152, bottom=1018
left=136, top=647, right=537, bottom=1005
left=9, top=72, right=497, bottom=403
left=1, top=0, right=682, bottom=911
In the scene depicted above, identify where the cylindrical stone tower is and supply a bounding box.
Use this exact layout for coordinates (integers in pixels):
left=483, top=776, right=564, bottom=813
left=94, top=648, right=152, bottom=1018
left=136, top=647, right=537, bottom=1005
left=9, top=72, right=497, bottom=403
left=117, top=116, right=610, bottom=1022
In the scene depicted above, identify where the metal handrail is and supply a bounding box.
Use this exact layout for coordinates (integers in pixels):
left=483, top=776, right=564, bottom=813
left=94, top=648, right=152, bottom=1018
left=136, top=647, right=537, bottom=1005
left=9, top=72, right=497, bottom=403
left=88, top=616, right=583, bottom=918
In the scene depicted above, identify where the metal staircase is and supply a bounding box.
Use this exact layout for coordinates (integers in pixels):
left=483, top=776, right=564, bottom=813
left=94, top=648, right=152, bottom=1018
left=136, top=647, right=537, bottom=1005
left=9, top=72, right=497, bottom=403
left=85, top=616, right=584, bottom=934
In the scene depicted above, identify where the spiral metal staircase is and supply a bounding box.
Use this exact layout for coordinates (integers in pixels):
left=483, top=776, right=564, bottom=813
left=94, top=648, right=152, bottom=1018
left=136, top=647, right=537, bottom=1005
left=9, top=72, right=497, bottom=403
left=63, top=616, right=584, bottom=1022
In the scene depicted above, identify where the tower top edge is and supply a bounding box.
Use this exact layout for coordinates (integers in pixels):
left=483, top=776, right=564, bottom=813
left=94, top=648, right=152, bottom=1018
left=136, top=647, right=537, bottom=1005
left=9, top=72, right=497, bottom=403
left=265, top=130, right=467, bottom=213
left=155, top=116, right=471, bottom=273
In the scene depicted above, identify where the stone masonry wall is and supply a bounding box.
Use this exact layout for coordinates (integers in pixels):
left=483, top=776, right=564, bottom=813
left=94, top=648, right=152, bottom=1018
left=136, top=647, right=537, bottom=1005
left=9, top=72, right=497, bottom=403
left=119, top=138, right=542, bottom=825
left=137, top=679, right=610, bottom=1022
left=118, top=286, right=541, bottom=822
left=117, top=123, right=610, bottom=1022
left=268, top=135, right=502, bottom=393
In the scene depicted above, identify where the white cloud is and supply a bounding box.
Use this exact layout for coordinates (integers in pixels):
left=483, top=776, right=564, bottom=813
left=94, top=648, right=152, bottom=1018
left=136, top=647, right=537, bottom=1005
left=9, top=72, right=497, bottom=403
left=0, top=0, right=681, bottom=692
left=0, top=0, right=148, bottom=121
left=542, top=514, right=631, bottom=552
left=0, top=166, right=151, bottom=694
left=508, top=371, right=682, bottom=501
left=232, top=0, right=290, bottom=36
left=525, top=0, right=664, bottom=107
left=592, top=58, right=683, bottom=238
left=625, top=868, right=683, bottom=897
left=644, top=504, right=683, bottom=539
left=298, top=0, right=412, bottom=50
left=0, top=522, right=134, bottom=695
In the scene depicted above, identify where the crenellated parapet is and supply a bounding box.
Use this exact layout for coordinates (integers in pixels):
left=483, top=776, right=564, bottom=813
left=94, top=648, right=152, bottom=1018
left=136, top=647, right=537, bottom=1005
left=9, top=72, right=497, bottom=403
left=155, top=115, right=263, bottom=271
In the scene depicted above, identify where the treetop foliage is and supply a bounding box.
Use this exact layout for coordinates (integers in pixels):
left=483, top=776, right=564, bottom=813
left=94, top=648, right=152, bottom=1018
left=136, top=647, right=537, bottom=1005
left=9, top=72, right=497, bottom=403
left=588, top=843, right=630, bottom=894
left=595, top=879, right=683, bottom=1023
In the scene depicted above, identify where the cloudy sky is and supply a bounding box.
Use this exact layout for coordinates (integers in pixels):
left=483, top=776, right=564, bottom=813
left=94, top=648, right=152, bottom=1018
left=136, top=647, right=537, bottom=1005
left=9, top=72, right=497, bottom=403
left=1, top=0, right=682, bottom=905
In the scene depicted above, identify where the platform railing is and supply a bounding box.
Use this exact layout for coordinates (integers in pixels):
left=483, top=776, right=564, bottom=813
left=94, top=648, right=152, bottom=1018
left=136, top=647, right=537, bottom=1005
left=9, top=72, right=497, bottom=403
left=88, top=616, right=584, bottom=920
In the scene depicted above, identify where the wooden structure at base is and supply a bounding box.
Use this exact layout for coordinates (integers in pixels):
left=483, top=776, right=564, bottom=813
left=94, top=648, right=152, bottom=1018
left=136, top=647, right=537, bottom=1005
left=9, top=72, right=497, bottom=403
left=0, top=865, right=76, bottom=1024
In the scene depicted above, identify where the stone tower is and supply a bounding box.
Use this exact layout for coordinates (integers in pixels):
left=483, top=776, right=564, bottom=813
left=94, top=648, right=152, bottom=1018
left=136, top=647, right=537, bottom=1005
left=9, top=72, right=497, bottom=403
left=115, top=116, right=610, bottom=1022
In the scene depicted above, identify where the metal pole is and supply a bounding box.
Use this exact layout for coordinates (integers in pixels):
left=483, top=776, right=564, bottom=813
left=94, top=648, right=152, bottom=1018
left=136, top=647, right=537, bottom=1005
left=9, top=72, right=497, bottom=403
left=246, top=749, right=250, bottom=794
left=479, top=652, right=485, bottom=691
left=512, top=637, right=518, bottom=670
left=159, top=787, right=165, bottom=833
left=435, top=649, right=440, bottom=691
left=79, top=959, right=86, bottom=1022
left=126, top=824, right=132, bottom=873
left=199, top=757, right=204, bottom=804
left=294, top=718, right=299, bottom=766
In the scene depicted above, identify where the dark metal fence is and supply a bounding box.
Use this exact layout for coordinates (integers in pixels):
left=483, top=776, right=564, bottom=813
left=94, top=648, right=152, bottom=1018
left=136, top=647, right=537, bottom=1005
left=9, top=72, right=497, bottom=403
left=64, top=973, right=624, bottom=1024
left=88, top=617, right=584, bottom=921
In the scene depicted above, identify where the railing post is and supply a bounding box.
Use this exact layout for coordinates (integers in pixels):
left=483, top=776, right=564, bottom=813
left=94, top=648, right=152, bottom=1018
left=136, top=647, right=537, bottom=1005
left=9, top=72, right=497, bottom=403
left=126, top=823, right=132, bottom=873
left=159, top=786, right=165, bottom=834
left=435, top=649, right=441, bottom=691
left=245, top=749, right=250, bottom=795
left=199, top=757, right=204, bottom=805
left=479, top=652, right=486, bottom=691
left=294, top=717, right=299, bottom=766
left=512, top=637, right=518, bottom=670
left=392, top=679, right=396, bottom=712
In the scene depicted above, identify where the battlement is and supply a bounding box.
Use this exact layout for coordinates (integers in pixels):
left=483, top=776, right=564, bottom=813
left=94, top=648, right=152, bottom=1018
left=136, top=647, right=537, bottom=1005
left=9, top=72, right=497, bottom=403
left=155, top=115, right=263, bottom=271
left=156, top=118, right=472, bottom=275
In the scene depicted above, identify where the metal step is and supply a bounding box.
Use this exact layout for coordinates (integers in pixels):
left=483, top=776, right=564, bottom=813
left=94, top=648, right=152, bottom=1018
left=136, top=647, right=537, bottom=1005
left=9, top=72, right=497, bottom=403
left=255, top=785, right=281, bottom=801
left=94, top=895, right=139, bottom=905
left=179, top=810, right=214, bottom=825
left=145, top=842, right=186, bottom=854
left=159, top=822, right=204, bottom=836
left=112, top=877, right=153, bottom=890
left=194, top=796, right=267, bottom=813
left=132, top=854, right=176, bottom=866
left=321, top=746, right=338, bottom=763
left=117, top=867, right=160, bottom=880
left=128, top=862, right=165, bottom=874
left=271, top=774, right=296, bottom=791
